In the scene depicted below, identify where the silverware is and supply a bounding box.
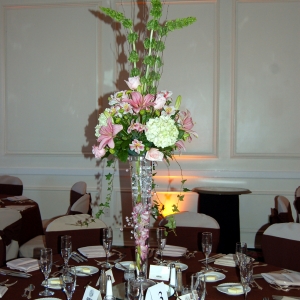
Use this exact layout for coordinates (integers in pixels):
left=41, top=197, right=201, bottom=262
left=114, top=254, right=126, bottom=263
left=1, top=280, right=18, bottom=287
left=27, top=284, right=35, bottom=299
left=22, top=287, right=29, bottom=298
left=272, top=295, right=300, bottom=300
left=0, top=279, right=8, bottom=285
left=84, top=281, right=92, bottom=289
left=0, top=270, right=31, bottom=278
left=251, top=278, right=263, bottom=290
left=213, top=284, right=242, bottom=288
left=198, top=253, right=225, bottom=263
left=74, top=251, right=88, bottom=262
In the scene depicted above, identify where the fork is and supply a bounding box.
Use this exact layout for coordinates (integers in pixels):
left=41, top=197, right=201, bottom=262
left=2, top=280, right=18, bottom=287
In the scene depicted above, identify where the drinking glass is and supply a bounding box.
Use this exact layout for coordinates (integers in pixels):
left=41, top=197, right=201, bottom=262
left=124, top=269, right=135, bottom=298
left=61, top=235, right=72, bottom=270
left=102, top=227, right=113, bottom=268
left=61, top=265, right=76, bottom=300
left=156, top=227, right=167, bottom=264
left=39, top=248, right=54, bottom=296
left=201, top=232, right=212, bottom=270
left=191, top=273, right=206, bottom=300
left=235, top=242, right=247, bottom=266
left=239, top=255, right=254, bottom=300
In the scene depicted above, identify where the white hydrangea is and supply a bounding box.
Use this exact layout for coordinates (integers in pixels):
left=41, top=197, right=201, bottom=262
left=95, top=108, right=110, bottom=137
left=145, top=115, right=179, bottom=148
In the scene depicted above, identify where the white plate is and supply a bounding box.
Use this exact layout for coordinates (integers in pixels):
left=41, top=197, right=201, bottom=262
left=35, top=298, right=62, bottom=300
left=115, top=261, right=136, bottom=271
left=42, top=277, right=62, bottom=290
left=201, top=271, right=225, bottom=282
left=74, top=265, right=99, bottom=276
left=217, top=283, right=251, bottom=295
left=167, top=262, right=188, bottom=271
left=164, top=284, right=175, bottom=297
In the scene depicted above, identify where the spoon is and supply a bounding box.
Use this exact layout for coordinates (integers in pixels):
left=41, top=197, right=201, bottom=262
left=27, top=284, right=35, bottom=299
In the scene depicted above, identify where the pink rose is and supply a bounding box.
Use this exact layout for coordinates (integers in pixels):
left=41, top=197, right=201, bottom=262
left=146, top=148, right=164, bottom=161
left=153, top=94, right=166, bottom=110
left=125, top=76, right=140, bottom=90
left=92, top=145, right=106, bottom=159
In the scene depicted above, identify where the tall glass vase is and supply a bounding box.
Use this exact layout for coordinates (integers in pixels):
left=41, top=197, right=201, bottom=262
left=128, top=155, right=155, bottom=298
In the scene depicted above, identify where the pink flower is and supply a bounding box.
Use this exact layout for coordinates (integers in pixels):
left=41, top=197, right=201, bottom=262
left=97, top=117, right=123, bottom=149
left=146, top=148, right=164, bottom=161
left=92, top=145, right=106, bottom=159
left=125, top=76, right=141, bottom=90
left=129, top=139, right=145, bottom=154
left=154, top=94, right=166, bottom=109
left=178, top=110, right=198, bottom=141
left=123, top=92, right=155, bottom=113
left=127, top=120, right=145, bottom=134
left=175, top=140, right=186, bottom=152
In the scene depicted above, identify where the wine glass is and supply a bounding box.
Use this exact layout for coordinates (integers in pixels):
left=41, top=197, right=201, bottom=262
left=239, top=255, right=254, bottom=300
left=235, top=242, right=247, bottom=266
left=61, top=265, right=76, bottom=300
left=156, top=227, right=167, bottom=264
left=102, top=227, right=113, bottom=268
left=61, top=235, right=72, bottom=270
left=201, top=232, right=212, bottom=270
left=191, top=273, right=206, bottom=300
left=39, top=248, right=54, bottom=296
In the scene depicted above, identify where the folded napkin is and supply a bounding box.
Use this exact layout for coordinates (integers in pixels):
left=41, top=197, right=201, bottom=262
left=7, top=258, right=39, bottom=272
left=5, top=205, right=34, bottom=211
left=0, top=286, right=8, bottom=298
left=214, top=254, right=236, bottom=267
left=6, top=196, right=28, bottom=201
left=78, top=246, right=114, bottom=258
left=157, top=245, right=187, bottom=257
left=262, top=272, right=300, bottom=286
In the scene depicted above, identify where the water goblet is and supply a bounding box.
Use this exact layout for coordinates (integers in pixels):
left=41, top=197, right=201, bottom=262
left=191, top=273, right=206, bottom=300
left=61, top=265, right=76, bottom=300
left=239, top=255, right=254, bottom=300
left=102, top=227, right=113, bottom=268
left=156, top=227, right=167, bottom=264
left=201, top=232, right=212, bottom=270
left=39, top=248, right=54, bottom=296
left=61, top=235, right=72, bottom=270
left=235, top=242, right=247, bottom=266
left=124, top=269, right=135, bottom=298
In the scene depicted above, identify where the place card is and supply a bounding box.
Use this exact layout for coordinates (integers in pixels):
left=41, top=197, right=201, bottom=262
left=82, top=286, right=100, bottom=300
left=106, top=268, right=115, bottom=283
left=149, top=265, right=170, bottom=281
left=145, top=282, right=168, bottom=300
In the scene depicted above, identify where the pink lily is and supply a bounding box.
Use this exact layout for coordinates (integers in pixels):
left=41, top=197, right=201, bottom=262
left=123, top=92, right=155, bottom=113
left=97, top=117, right=123, bottom=149
left=92, top=145, right=106, bottom=159
left=178, top=110, right=198, bottom=141
left=175, top=140, right=186, bottom=152
left=129, top=139, right=145, bottom=154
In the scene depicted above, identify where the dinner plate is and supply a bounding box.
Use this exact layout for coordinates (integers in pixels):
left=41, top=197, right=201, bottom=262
left=217, top=283, right=250, bottom=295
left=167, top=262, right=188, bottom=271
left=35, top=298, right=62, bottom=300
left=115, top=261, right=136, bottom=271
left=164, top=284, right=175, bottom=297
left=42, top=277, right=62, bottom=290
left=201, top=271, right=225, bottom=282
left=74, top=265, right=99, bottom=276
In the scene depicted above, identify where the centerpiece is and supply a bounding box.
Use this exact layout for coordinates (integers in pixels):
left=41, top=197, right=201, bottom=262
left=92, top=0, right=197, bottom=295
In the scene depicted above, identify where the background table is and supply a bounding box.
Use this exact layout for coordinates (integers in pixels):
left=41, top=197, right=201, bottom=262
left=192, top=187, right=251, bottom=254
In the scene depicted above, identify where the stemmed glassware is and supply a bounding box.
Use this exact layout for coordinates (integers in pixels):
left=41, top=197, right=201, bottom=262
left=191, top=273, right=206, bottom=300
left=156, top=227, right=167, bottom=264
left=201, top=232, right=212, bottom=270
left=239, top=255, right=254, bottom=300
left=61, top=265, right=77, bottom=300
left=235, top=242, right=247, bottom=266
left=39, top=248, right=54, bottom=296
left=102, top=227, right=113, bottom=268
left=61, top=235, right=72, bottom=270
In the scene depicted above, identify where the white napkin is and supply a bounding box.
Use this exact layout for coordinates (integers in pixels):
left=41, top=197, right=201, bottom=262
left=262, top=272, right=300, bottom=286
left=0, top=286, right=8, bottom=298
left=157, top=245, right=187, bottom=257
left=5, top=205, right=34, bottom=211
left=6, top=196, right=28, bottom=201
left=78, top=246, right=113, bottom=258
left=282, top=297, right=300, bottom=300
left=7, top=258, right=39, bottom=272
left=214, top=254, right=236, bottom=267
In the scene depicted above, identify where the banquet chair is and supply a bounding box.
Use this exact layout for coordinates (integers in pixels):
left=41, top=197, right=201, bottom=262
left=45, top=214, right=107, bottom=254
left=273, top=195, right=294, bottom=223
left=0, top=175, right=23, bottom=196
left=262, top=222, right=300, bottom=271
left=294, top=186, right=300, bottom=223
left=159, top=211, right=220, bottom=252
left=42, top=181, right=90, bottom=231
left=0, top=208, right=22, bottom=265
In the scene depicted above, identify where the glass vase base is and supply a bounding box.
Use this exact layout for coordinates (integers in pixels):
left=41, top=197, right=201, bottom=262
left=129, top=279, right=155, bottom=299
left=39, top=289, right=54, bottom=296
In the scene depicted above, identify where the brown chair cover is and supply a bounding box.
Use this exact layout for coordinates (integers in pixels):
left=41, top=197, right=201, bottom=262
left=165, top=227, right=220, bottom=252
left=0, top=183, right=23, bottom=196
left=45, top=228, right=103, bottom=255
left=0, top=238, right=5, bottom=267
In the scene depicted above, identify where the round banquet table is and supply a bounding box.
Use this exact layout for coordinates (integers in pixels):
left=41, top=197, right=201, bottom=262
left=1, top=247, right=300, bottom=299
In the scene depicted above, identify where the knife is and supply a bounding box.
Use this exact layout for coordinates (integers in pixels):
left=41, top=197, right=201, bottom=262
left=213, top=284, right=242, bottom=289
left=74, top=251, right=88, bottom=262
left=0, top=271, right=31, bottom=278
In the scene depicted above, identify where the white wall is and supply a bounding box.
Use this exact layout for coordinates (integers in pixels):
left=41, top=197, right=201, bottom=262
left=1, top=0, right=300, bottom=248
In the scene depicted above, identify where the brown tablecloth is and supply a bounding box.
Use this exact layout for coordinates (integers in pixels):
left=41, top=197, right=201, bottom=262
left=0, top=195, right=44, bottom=246
left=1, top=248, right=300, bottom=299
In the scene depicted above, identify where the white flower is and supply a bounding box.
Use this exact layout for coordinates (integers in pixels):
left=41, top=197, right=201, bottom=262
left=125, top=76, right=141, bottom=90
left=145, top=115, right=179, bottom=148
left=161, top=105, right=176, bottom=116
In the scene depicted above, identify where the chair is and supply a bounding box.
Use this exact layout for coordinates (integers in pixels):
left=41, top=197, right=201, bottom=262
left=294, top=186, right=300, bottom=223
left=42, top=181, right=90, bottom=230
left=0, top=208, right=22, bottom=265
left=159, top=211, right=220, bottom=252
left=262, top=222, right=300, bottom=271
left=45, top=214, right=107, bottom=254
left=0, top=175, right=23, bottom=196
left=274, top=195, right=294, bottom=223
